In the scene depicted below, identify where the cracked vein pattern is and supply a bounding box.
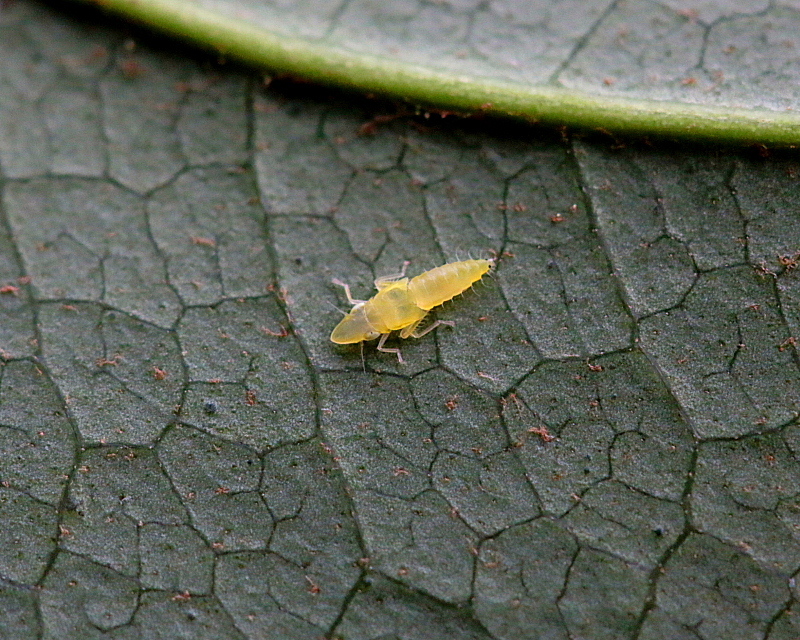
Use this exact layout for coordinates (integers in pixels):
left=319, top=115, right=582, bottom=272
left=319, top=372, right=478, bottom=603
left=474, top=518, right=576, bottom=640
left=1, top=1, right=800, bottom=638
left=335, top=574, right=494, bottom=640
left=639, top=533, right=789, bottom=640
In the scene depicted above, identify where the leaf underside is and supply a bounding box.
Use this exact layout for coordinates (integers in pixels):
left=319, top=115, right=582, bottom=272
left=1, top=1, right=800, bottom=639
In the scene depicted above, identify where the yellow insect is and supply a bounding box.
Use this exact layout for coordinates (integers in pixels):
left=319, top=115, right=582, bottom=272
left=330, top=258, right=494, bottom=363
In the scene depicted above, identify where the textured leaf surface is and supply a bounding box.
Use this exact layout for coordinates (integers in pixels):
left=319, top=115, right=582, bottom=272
left=1, top=2, right=800, bottom=639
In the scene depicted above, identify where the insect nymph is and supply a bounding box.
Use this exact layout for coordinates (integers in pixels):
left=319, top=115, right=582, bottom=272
left=330, top=258, right=493, bottom=363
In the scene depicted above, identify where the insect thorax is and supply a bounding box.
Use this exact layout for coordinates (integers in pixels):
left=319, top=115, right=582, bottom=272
left=365, top=283, right=427, bottom=332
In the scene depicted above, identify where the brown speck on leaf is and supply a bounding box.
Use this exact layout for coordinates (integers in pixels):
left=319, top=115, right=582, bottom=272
left=172, top=591, right=192, bottom=602
left=528, top=425, right=555, bottom=442
left=501, top=391, right=523, bottom=414
left=0, top=284, right=20, bottom=295
left=212, top=542, right=225, bottom=550
left=358, top=113, right=402, bottom=137
left=261, top=325, right=289, bottom=337
left=753, top=261, right=776, bottom=277
left=737, top=540, right=752, bottom=552
left=96, top=355, right=122, bottom=367
left=305, top=576, right=321, bottom=595
left=398, top=567, right=409, bottom=576
left=778, top=252, right=800, bottom=270
left=190, top=235, right=216, bottom=248
left=245, top=390, right=257, bottom=405
left=512, top=202, right=527, bottom=212
left=119, top=58, right=145, bottom=78
left=677, top=8, right=699, bottom=20
left=59, top=524, right=73, bottom=538
left=587, top=362, right=603, bottom=372
left=778, top=337, right=796, bottom=352
left=603, top=77, right=616, bottom=86
left=681, top=77, right=698, bottom=86
left=214, top=486, right=230, bottom=495
left=550, top=213, right=565, bottom=223
left=152, top=367, right=167, bottom=380
left=320, top=442, right=335, bottom=455
left=393, top=467, right=410, bottom=477
left=17, top=275, right=31, bottom=285
left=445, top=395, right=459, bottom=411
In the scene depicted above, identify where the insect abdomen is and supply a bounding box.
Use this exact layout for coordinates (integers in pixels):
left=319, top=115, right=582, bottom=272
left=407, top=259, right=492, bottom=311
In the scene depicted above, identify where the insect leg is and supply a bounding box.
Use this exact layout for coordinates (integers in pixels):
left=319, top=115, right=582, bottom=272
left=374, top=261, right=410, bottom=289
left=377, top=333, right=404, bottom=364
left=332, top=278, right=366, bottom=305
left=410, top=319, right=455, bottom=339
left=399, top=316, right=426, bottom=339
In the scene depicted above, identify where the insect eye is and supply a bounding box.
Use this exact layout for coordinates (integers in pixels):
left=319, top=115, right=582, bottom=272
left=365, top=331, right=380, bottom=340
